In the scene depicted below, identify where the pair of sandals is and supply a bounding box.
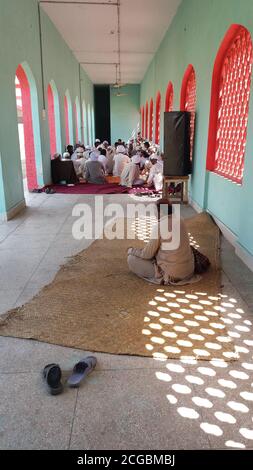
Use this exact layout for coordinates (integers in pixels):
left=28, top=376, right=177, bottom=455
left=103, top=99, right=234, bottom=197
left=43, top=356, right=97, bottom=395
left=45, top=188, right=56, bottom=194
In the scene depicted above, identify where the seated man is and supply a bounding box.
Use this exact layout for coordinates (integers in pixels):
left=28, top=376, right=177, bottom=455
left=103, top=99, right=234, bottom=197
left=83, top=151, right=106, bottom=184
left=147, top=154, right=164, bottom=191
left=120, top=154, right=144, bottom=188
left=113, top=145, right=130, bottom=176
left=98, top=148, right=108, bottom=173
left=127, top=198, right=195, bottom=285
left=106, top=146, right=115, bottom=175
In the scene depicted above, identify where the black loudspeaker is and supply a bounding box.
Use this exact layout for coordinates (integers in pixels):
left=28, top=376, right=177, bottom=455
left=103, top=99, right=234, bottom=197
left=163, top=111, right=192, bottom=176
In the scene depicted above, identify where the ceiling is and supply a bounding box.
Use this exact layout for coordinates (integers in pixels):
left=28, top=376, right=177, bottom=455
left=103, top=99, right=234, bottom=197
left=41, top=0, right=181, bottom=85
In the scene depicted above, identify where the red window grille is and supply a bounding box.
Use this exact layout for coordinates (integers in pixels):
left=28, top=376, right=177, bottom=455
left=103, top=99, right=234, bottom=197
left=180, top=65, right=196, bottom=161
left=149, top=98, right=154, bottom=141
left=155, top=92, right=161, bottom=144
left=206, top=25, right=253, bottom=184
left=165, top=81, right=174, bottom=112
left=141, top=106, right=145, bottom=137
left=145, top=101, right=149, bottom=139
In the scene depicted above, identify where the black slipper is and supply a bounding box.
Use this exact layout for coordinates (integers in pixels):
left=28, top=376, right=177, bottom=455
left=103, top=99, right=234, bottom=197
left=43, top=363, right=63, bottom=395
left=67, top=357, right=97, bottom=388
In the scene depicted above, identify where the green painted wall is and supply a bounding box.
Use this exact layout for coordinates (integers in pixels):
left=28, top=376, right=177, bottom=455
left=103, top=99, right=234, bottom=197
left=140, top=0, right=253, bottom=256
left=0, top=0, right=94, bottom=218
left=110, top=85, right=140, bottom=144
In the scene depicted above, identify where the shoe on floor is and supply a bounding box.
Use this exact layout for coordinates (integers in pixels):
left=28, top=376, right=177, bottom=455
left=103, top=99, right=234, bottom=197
left=67, top=356, right=97, bottom=388
left=43, top=363, right=63, bottom=395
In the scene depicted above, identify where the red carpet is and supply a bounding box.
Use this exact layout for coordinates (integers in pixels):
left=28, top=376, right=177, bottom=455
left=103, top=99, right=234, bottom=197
left=45, top=183, right=159, bottom=196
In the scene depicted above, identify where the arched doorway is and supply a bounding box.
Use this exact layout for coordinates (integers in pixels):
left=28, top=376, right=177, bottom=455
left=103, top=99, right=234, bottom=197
left=75, top=97, right=82, bottom=144
left=47, top=80, right=62, bottom=156
left=15, top=62, right=43, bottom=192
left=87, top=103, right=92, bottom=145
left=91, top=106, right=95, bottom=144
left=82, top=101, right=89, bottom=145
left=64, top=90, right=74, bottom=146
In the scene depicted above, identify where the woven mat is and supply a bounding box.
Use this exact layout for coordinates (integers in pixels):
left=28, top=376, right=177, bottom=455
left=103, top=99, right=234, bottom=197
left=0, top=213, right=237, bottom=361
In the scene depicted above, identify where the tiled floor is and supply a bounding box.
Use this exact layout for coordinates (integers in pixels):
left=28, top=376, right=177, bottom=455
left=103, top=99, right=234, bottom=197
left=0, top=192, right=253, bottom=450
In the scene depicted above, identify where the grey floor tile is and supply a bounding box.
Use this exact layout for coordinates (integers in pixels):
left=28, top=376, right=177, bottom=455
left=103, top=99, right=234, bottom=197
left=0, top=373, right=76, bottom=450
left=70, top=369, right=210, bottom=450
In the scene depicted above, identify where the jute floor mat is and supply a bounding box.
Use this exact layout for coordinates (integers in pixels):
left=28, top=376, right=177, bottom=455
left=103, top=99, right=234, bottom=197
left=0, top=213, right=237, bottom=361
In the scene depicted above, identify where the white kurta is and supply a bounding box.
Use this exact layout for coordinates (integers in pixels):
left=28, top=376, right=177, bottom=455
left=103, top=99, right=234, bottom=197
left=113, top=153, right=130, bottom=177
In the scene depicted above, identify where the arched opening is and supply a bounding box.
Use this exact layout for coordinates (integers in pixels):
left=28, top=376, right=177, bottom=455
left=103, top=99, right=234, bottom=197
left=141, top=106, right=145, bottom=137
left=91, top=106, right=95, bottom=144
left=206, top=24, right=253, bottom=183
left=75, top=96, right=82, bottom=144
left=149, top=98, right=154, bottom=142
left=47, top=80, right=61, bottom=156
left=87, top=103, right=92, bottom=145
left=180, top=64, right=197, bottom=161
left=155, top=91, right=161, bottom=145
left=145, top=101, right=149, bottom=139
left=64, top=90, right=74, bottom=146
left=82, top=101, right=89, bottom=145
left=165, top=81, right=174, bottom=112
left=15, top=63, right=43, bottom=192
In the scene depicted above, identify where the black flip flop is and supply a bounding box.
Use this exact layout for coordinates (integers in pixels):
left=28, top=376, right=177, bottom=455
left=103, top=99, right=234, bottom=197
left=67, top=356, right=97, bottom=388
left=43, top=363, right=63, bottom=395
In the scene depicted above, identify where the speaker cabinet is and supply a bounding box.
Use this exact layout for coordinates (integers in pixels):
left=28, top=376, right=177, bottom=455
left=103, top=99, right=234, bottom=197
left=163, top=111, right=192, bottom=176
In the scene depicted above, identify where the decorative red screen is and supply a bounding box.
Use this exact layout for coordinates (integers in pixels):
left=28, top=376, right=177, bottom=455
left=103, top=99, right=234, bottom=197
left=141, top=106, right=145, bottom=137
left=165, top=82, right=174, bottom=112
left=181, top=65, right=196, bottom=161
left=213, top=27, right=252, bottom=183
left=149, top=99, right=154, bottom=142
left=155, top=92, right=161, bottom=144
left=145, top=101, right=149, bottom=139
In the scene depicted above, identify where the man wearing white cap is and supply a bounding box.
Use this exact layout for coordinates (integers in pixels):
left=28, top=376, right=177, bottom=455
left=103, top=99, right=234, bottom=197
left=113, top=145, right=130, bottom=177
left=120, top=154, right=144, bottom=188
left=83, top=151, right=106, bottom=184
left=147, top=154, right=164, bottom=191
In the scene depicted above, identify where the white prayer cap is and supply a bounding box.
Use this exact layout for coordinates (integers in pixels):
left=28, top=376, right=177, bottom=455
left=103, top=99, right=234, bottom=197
left=90, top=151, right=100, bottom=161
left=95, top=139, right=101, bottom=143
left=116, top=145, right=126, bottom=154
left=150, top=153, right=159, bottom=160
left=132, top=154, right=141, bottom=164
left=103, top=140, right=109, bottom=145
left=62, top=152, right=70, bottom=159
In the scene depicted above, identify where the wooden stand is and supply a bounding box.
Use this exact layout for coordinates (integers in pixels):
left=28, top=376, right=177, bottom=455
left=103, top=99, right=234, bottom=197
left=163, top=176, right=189, bottom=204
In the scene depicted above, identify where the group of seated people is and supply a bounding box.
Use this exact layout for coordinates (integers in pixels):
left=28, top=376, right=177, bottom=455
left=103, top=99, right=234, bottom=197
left=52, top=133, right=165, bottom=190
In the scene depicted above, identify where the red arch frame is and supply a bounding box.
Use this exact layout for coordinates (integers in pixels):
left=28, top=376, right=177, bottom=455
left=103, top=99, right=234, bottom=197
left=165, top=81, right=174, bottom=112
left=16, top=65, right=38, bottom=190
left=180, top=64, right=196, bottom=160
left=141, top=106, right=145, bottom=137
left=64, top=95, right=70, bottom=145
left=145, top=101, right=149, bottom=139
left=149, top=98, right=154, bottom=142
left=180, top=64, right=196, bottom=111
left=206, top=24, right=252, bottom=182
left=155, top=92, right=161, bottom=144
left=47, top=84, right=57, bottom=156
